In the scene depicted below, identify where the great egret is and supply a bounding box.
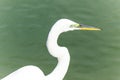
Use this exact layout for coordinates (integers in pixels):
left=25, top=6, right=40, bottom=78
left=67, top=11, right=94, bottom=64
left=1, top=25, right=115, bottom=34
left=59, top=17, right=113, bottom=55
left=1, top=19, right=100, bottom=80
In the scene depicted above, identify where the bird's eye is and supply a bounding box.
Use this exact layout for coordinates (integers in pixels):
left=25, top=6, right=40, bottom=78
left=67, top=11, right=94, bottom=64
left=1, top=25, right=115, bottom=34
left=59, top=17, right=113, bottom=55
left=70, top=25, right=75, bottom=28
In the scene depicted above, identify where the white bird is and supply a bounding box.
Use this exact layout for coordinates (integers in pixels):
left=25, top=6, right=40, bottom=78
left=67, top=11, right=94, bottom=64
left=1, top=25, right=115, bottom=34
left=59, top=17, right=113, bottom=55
left=1, top=19, right=100, bottom=80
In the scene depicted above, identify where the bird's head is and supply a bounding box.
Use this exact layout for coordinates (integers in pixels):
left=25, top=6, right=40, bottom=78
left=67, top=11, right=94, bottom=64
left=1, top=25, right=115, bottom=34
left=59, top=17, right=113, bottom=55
left=54, top=19, right=101, bottom=33
left=47, top=19, right=101, bottom=58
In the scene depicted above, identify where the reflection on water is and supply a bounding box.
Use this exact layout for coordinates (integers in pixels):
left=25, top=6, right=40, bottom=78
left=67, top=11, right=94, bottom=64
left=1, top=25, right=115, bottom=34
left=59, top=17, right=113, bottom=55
left=0, top=0, right=120, bottom=80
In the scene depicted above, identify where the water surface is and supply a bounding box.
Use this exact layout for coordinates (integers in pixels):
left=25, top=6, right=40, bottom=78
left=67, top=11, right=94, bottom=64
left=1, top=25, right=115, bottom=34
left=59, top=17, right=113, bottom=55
left=0, top=0, right=120, bottom=80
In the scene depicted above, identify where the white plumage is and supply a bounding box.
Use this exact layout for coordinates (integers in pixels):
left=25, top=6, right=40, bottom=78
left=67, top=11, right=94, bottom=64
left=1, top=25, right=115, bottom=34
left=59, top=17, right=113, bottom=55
left=1, top=19, right=100, bottom=80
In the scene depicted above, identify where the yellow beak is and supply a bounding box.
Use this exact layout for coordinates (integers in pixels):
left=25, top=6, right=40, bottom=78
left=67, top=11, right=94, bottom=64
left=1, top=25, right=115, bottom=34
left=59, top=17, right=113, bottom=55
left=79, top=24, right=101, bottom=31
left=80, top=27, right=101, bottom=31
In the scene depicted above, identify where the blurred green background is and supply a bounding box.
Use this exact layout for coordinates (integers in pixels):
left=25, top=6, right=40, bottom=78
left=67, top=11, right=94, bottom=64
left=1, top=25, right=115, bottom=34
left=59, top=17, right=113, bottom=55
left=0, top=0, right=120, bottom=80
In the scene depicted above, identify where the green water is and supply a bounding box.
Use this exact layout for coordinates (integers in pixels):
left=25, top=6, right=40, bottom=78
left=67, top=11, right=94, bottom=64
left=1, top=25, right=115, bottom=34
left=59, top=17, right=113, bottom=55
left=0, top=0, right=120, bottom=80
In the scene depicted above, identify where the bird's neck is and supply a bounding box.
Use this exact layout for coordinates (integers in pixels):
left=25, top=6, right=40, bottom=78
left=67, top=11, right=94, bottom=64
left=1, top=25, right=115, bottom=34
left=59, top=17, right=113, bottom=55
left=46, top=27, right=70, bottom=80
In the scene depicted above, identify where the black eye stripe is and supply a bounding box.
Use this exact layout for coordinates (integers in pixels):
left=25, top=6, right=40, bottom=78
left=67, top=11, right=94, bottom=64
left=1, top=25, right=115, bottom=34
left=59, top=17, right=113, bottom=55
left=80, top=24, right=95, bottom=28
left=80, top=24, right=83, bottom=26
